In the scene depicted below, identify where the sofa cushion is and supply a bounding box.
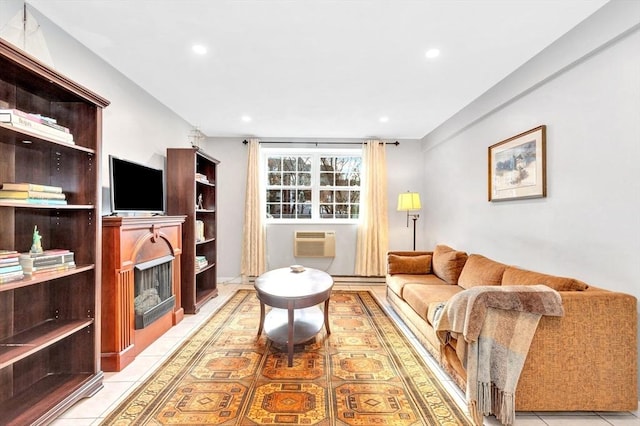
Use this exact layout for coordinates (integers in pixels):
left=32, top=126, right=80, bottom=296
left=432, top=244, right=468, bottom=285
left=458, top=254, right=508, bottom=289
left=386, top=274, right=448, bottom=298
left=502, top=266, right=588, bottom=291
left=388, top=253, right=432, bottom=275
left=402, top=283, right=463, bottom=322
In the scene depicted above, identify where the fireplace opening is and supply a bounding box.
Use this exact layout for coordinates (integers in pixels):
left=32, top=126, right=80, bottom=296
left=134, top=254, right=175, bottom=329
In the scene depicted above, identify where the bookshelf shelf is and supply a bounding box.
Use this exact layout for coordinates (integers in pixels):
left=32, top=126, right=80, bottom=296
left=0, top=264, right=94, bottom=292
left=167, top=148, right=219, bottom=314
left=0, top=318, right=94, bottom=369
left=0, top=38, right=108, bottom=424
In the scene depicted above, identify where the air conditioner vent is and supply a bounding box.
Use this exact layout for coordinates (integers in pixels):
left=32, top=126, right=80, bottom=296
left=294, top=231, right=336, bottom=258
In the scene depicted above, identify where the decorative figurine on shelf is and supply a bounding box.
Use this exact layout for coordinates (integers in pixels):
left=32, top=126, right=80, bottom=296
left=197, top=193, right=204, bottom=210
left=30, top=225, right=43, bottom=254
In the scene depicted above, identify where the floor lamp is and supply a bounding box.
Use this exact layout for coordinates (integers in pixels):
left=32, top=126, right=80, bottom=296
left=397, top=191, right=421, bottom=250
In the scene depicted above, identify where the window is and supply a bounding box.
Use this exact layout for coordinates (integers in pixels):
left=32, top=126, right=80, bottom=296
left=264, top=149, right=362, bottom=221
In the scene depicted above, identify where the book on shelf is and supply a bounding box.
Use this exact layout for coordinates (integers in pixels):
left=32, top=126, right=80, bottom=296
left=0, top=270, right=24, bottom=284
left=22, top=261, right=76, bottom=275
left=19, top=250, right=74, bottom=268
left=0, top=250, right=19, bottom=259
left=0, top=189, right=66, bottom=200
left=0, top=264, right=22, bottom=274
left=1, top=182, right=63, bottom=193
left=196, top=220, right=205, bottom=242
left=0, top=256, right=20, bottom=265
left=195, top=173, right=209, bottom=183
left=0, top=108, right=74, bottom=143
left=195, top=255, right=208, bottom=270
left=1, top=198, right=68, bottom=205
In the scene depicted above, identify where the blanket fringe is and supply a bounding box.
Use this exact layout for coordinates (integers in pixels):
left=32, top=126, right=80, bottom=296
left=471, top=383, right=516, bottom=426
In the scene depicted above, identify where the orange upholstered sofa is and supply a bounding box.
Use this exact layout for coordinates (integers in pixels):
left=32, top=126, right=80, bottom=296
left=385, top=244, right=638, bottom=412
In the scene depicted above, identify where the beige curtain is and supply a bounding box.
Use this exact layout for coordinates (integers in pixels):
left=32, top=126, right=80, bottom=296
left=240, top=138, right=266, bottom=280
left=355, top=140, right=389, bottom=276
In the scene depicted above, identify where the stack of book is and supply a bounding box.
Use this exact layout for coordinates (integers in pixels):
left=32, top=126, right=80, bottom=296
left=195, top=255, right=208, bottom=271
left=0, top=182, right=68, bottom=205
left=0, top=108, right=74, bottom=144
left=19, top=249, right=75, bottom=275
left=0, top=250, right=23, bottom=284
left=195, top=173, right=209, bottom=183
left=196, top=220, right=205, bottom=242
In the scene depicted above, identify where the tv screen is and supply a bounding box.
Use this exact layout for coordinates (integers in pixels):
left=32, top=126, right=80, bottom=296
left=109, top=155, right=164, bottom=214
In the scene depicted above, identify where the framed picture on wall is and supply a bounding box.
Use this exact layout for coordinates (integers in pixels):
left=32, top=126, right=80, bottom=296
left=488, top=125, right=546, bottom=201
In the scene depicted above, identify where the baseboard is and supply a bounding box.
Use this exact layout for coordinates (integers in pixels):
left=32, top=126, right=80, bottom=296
left=218, top=275, right=385, bottom=285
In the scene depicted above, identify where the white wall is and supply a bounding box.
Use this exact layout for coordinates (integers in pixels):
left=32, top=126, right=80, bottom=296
left=421, top=0, right=640, bottom=390
left=202, top=138, right=424, bottom=280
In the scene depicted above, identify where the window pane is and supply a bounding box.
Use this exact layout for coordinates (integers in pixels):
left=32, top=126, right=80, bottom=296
left=283, top=172, right=296, bottom=185
left=282, top=157, right=297, bottom=171
left=320, top=190, right=333, bottom=203
left=298, top=190, right=311, bottom=203
left=350, top=191, right=360, bottom=203
left=267, top=190, right=281, bottom=202
left=335, top=191, right=349, bottom=202
left=297, top=157, right=311, bottom=171
left=267, top=157, right=281, bottom=171
left=335, top=173, right=348, bottom=186
left=335, top=204, right=349, bottom=218
left=320, top=173, right=334, bottom=186
left=266, top=204, right=281, bottom=218
left=299, top=173, right=311, bottom=186
left=268, top=172, right=281, bottom=185
left=320, top=157, right=334, bottom=171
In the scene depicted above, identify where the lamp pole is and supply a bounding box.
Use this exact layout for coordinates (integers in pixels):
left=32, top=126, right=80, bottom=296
left=411, top=214, right=418, bottom=250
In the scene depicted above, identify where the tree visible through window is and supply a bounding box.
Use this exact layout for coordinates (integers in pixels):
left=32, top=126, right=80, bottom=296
left=264, top=150, right=361, bottom=221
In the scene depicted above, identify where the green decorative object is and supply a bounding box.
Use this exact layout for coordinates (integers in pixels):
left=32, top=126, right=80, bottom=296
left=30, top=225, right=43, bottom=254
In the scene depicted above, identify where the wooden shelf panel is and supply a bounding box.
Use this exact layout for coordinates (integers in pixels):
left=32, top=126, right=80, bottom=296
left=196, top=237, right=216, bottom=245
left=0, top=202, right=94, bottom=209
left=0, top=264, right=94, bottom=292
left=195, top=262, right=216, bottom=275
left=0, top=318, right=93, bottom=369
left=0, top=123, right=96, bottom=154
left=0, top=373, right=97, bottom=426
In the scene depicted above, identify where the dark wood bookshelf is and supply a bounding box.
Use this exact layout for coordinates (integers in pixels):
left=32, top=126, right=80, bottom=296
left=0, top=38, right=109, bottom=424
left=166, top=148, right=219, bottom=314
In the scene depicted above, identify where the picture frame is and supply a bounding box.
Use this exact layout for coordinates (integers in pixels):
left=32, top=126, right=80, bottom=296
left=488, top=125, right=546, bottom=201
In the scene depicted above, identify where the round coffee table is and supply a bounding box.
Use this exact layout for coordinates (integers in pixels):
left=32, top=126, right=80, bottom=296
left=254, top=267, right=333, bottom=366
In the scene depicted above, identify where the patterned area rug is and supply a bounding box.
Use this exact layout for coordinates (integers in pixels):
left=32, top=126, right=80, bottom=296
left=102, top=290, right=472, bottom=425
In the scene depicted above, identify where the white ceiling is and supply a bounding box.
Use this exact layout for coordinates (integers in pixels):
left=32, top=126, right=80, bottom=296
left=27, top=0, right=608, bottom=139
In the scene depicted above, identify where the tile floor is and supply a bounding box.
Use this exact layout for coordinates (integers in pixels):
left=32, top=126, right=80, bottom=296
left=53, top=283, right=640, bottom=426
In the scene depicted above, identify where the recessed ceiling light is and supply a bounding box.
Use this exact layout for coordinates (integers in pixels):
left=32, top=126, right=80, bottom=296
left=192, top=44, right=207, bottom=55
left=425, top=48, right=440, bottom=59
left=379, top=116, right=389, bottom=123
left=241, top=115, right=252, bottom=122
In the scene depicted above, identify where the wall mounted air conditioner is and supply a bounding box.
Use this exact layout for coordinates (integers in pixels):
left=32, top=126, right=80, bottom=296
left=294, top=231, right=336, bottom=258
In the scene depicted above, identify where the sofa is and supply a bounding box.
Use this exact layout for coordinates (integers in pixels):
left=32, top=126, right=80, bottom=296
left=385, top=245, right=638, bottom=412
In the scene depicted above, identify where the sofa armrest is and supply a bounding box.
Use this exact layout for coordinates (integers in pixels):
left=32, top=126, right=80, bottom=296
left=516, top=287, right=638, bottom=411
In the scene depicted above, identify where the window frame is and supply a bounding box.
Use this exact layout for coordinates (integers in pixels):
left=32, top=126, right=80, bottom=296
left=262, top=147, right=363, bottom=224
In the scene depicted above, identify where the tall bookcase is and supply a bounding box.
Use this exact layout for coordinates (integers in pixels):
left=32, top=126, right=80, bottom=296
left=166, top=148, right=219, bottom=314
left=0, top=39, right=109, bottom=424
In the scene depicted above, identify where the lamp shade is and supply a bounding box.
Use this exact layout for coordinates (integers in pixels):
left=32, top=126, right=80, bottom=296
left=397, top=192, right=421, bottom=211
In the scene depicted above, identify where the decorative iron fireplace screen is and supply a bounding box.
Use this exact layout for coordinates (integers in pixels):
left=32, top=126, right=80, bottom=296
left=134, top=254, right=175, bottom=329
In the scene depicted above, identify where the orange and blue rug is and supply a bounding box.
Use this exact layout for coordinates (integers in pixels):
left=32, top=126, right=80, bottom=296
left=102, top=290, right=472, bottom=425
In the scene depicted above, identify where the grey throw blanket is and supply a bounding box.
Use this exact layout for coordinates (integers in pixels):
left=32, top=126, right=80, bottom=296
left=434, top=285, right=564, bottom=426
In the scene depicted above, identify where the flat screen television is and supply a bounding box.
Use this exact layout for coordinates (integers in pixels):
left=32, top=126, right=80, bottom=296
left=109, top=155, right=165, bottom=214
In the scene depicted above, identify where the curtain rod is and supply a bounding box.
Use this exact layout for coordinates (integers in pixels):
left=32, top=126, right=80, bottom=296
left=242, top=139, right=399, bottom=146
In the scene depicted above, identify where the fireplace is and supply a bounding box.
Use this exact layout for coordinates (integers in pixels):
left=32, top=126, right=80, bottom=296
left=101, top=215, right=185, bottom=372
left=134, top=255, right=176, bottom=329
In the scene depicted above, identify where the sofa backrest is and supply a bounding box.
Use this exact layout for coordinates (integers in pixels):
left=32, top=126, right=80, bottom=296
left=502, top=266, right=589, bottom=291
left=458, top=254, right=508, bottom=289
left=432, top=245, right=468, bottom=285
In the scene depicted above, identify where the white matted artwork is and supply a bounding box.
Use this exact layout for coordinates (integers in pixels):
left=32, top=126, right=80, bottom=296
left=488, top=125, right=546, bottom=201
